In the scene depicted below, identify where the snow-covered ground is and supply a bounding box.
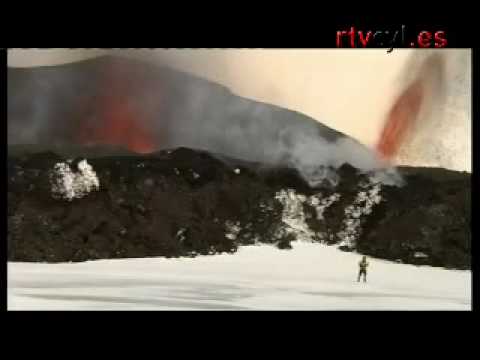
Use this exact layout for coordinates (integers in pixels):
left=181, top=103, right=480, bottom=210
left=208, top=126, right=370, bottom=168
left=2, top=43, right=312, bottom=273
left=7, top=242, right=471, bottom=310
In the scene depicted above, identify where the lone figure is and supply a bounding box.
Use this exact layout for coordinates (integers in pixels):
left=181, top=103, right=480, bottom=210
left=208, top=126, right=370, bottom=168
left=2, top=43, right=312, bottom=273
left=358, top=256, right=369, bottom=283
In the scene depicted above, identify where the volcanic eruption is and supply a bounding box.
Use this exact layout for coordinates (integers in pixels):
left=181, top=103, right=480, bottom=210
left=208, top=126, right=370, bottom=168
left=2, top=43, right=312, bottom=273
left=77, top=93, right=156, bottom=154
left=8, top=55, right=393, bottom=186
left=376, top=79, right=424, bottom=160
left=7, top=52, right=470, bottom=270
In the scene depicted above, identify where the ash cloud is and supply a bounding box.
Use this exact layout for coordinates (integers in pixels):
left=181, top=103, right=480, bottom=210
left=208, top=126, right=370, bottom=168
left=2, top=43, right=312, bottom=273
left=8, top=52, right=402, bottom=187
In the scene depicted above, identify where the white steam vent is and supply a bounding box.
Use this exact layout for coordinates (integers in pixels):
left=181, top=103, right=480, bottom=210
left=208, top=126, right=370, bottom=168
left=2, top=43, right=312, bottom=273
left=50, top=160, right=100, bottom=201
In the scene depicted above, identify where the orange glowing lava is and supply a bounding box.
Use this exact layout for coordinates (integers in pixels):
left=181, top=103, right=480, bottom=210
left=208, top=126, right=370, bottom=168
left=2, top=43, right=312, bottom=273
left=88, top=99, right=155, bottom=154
left=377, top=80, right=424, bottom=160
left=77, top=59, right=157, bottom=154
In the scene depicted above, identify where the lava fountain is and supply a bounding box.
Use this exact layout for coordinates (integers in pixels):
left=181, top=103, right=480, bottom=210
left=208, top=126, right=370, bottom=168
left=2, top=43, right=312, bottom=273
left=376, top=79, right=424, bottom=160
left=76, top=58, right=158, bottom=154
left=77, top=96, right=156, bottom=154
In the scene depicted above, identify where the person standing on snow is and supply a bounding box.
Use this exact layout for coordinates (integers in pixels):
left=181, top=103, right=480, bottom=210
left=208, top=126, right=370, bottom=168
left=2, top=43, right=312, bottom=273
left=358, top=256, right=369, bottom=283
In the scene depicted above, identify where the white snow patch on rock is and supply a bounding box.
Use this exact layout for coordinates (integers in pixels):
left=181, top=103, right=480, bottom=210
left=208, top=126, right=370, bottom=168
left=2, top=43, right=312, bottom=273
left=275, top=189, right=312, bottom=240
left=274, top=189, right=339, bottom=242
left=225, top=221, right=242, bottom=240
left=307, top=193, right=341, bottom=220
left=50, top=160, right=100, bottom=201
left=414, top=252, right=429, bottom=259
left=337, top=180, right=383, bottom=249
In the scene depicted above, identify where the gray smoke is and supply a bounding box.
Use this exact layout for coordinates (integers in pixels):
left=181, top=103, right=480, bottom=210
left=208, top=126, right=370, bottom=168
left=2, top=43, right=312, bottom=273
left=8, top=52, right=403, bottom=187
left=150, top=73, right=396, bottom=187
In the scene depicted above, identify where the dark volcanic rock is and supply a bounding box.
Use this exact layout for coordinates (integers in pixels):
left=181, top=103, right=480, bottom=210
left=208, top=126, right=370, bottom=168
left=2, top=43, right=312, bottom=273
left=8, top=147, right=286, bottom=262
left=7, top=147, right=471, bottom=269
left=357, top=167, right=471, bottom=269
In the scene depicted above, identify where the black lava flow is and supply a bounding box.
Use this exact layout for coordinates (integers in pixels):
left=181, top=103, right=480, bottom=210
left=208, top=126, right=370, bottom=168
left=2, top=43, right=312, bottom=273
left=7, top=146, right=471, bottom=269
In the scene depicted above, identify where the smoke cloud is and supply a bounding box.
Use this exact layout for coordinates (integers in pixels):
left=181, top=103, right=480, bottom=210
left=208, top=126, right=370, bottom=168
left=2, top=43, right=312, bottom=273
left=7, top=49, right=470, bottom=189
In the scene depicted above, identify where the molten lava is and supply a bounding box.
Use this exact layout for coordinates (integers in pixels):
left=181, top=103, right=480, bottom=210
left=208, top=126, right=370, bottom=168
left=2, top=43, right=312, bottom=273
left=83, top=99, right=155, bottom=154
left=377, top=80, right=424, bottom=160
left=77, top=58, right=157, bottom=154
